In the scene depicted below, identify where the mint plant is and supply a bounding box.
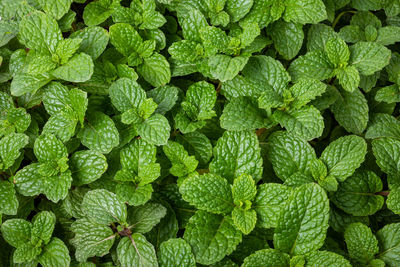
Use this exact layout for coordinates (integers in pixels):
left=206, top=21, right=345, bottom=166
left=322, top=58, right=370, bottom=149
left=2, top=0, right=400, bottom=266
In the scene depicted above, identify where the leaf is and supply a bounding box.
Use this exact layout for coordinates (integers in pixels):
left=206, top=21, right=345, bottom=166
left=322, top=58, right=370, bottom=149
left=350, top=42, right=391, bottom=75
left=331, top=88, right=369, bottom=134
left=344, top=223, right=379, bottom=264
left=376, top=26, right=400, bottom=46
left=266, top=131, right=316, bottom=181
left=203, top=55, right=249, bottom=82
left=71, top=218, right=116, bottom=262
left=183, top=81, right=216, bottom=121
left=210, top=131, right=263, bottom=183
left=331, top=170, right=384, bottom=216
left=183, top=210, right=242, bottom=265
left=34, top=134, right=67, bottom=162
left=220, top=97, right=268, bottom=131
left=0, top=133, right=28, bottom=170
left=325, top=37, right=350, bottom=66
left=83, top=0, right=117, bottom=26
left=14, top=164, right=44, bottom=198
left=18, top=11, right=62, bottom=55
left=180, top=173, right=233, bottom=214
left=116, top=183, right=153, bottom=206
left=284, top=0, right=327, bottom=24
left=289, top=50, right=334, bottom=82
left=38, top=237, right=71, bottom=267
left=147, top=85, right=179, bottom=115
left=81, top=189, right=127, bottom=224
left=10, top=73, right=52, bottom=97
left=70, top=150, right=108, bottom=186
left=273, top=106, right=324, bottom=141
left=336, top=65, right=360, bottom=92
left=376, top=223, right=400, bottom=266
left=137, top=53, right=171, bottom=87
left=273, top=183, right=329, bottom=255
left=127, top=202, right=166, bottom=234
left=78, top=111, right=120, bottom=154
left=232, top=174, right=257, bottom=203
left=176, top=132, right=213, bottom=166
left=117, top=234, right=158, bottom=267
left=178, top=8, right=208, bottom=42
left=270, top=20, right=303, bottom=60
left=137, top=114, right=170, bottom=146
left=254, top=183, right=291, bottom=228
left=320, top=135, right=367, bottom=182
left=109, top=23, right=142, bottom=57
left=304, top=251, right=352, bottom=267
left=372, top=138, right=400, bottom=175
left=38, top=0, right=73, bottom=20
left=163, top=141, right=198, bottom=177
left=0, top=219, right=32, bottom=248
left=43, top=170, right=73, bottom=202
left=158, top=238, right=196, bottom=267
left=13, top=243, right=41, bottom=263
left=51, top=53, right=94, bottom=82
left=31, top=211, right=56, bottom=245
left=242, top=249, right=290, bottom=267
left=289, top=78, right=327, bottom=109
left=0, top=181, right=18, bottom=215
left=232, top=208, right=257, bottom=235
left=70, top=26, right=110, bottom=60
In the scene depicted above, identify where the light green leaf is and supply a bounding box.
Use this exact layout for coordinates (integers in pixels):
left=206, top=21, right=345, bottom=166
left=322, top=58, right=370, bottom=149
left=350, top=42, right=391, bottom=75
left=34, top=134, right=67, bottom=163
left=183, top=81, right=216, bottom=121
left=320, top=135, right=367, bottom=182
left=13, top=243, right=41, bottom=263
left=232, top=174, right=257, bottom=203
left=137, top=53, right=171, bottom=87
left=267, top=131, right=316, bottom=181
left=307, top=24, right=338, bottom=51
left=147, top=85, right=179, bottom=115
left=375, top=85, right=400, bottom=104
left=304, top=251, right=352, bottom=267
left=10, top=73, right=52, bottom=97
left=14, top=164, right=44, bottom=198
left=138, top=114, right=171, bottom=146
left=284, top=0, right=327, bottom=24
left=127, top=202, right=166, bottom=234
left=117, top=234, right=158, bottom=267
left=70, top=150, right=108, bottom=186
left=178, top=8, right=208, bottom=42
left=176, top=132, right=213, bottom=166
left=242, top=249, right=290, bottom=267
left=184, top=210, right=242, bottom=265
left=376, top=26, right=400, bottom=46
left=38, top=237, right=71, bottom=267
left=210, top=131, right=263, bottom=183
left=0, top=133, right=28, bottom=171
left=109, top=78, right=146, bottom=113
left=71, top=217, right=116, bottom=262
left=83, top=0, right=118, bottom=26
left=180, top=173, right=233, bottom=214
left=331, top=170, right=384, bottom=216
left=372, top=138, right=400, bottom=175
left=78, top=111, right=120, bottom=154
left=0, top=181, right=18, bottom=215
left=0, top=219, right=32, bottom=248
left=38, top=0, right=73, bottom=19
left=325, top=37, right=350, bottom=66
left=31, top=211, right=56, bottom=245
left=204, top=55, right=249, bottom=82
left=43, top=170, right=72, bottom=202
left=254, top=183, right=291, bottom=229
left=232, top=208, right=257, bottom=235
left=289, top=78, right=327, bottom=109
left=344, top=223, right=379, bottom=264
left=115, top=183, right=153, bottom=206
left=109, top=23, right=142, bottom=57
left=336, top=65, right=360, bottom=92
left=158, top=238, right=196, bottom=267
left=270, top=20, right=303, bottom=60
left=221, top=96, right=268, bottom=131
left=331, top=88, right=369, bottom=134
left=376, top=223, right=400, bottom=267
left=289, top=50, right=335, bottom=82
left=54, top=38, right=82, bottom=65
left=51, top=53, right=94, bottom=82
left=163, top=141, right=198, bottom=177
left=81, top=189, right=127, bottom=224
left=70, top=26, right=109, bottom=59
left=274, top=183, right=329, bottom=255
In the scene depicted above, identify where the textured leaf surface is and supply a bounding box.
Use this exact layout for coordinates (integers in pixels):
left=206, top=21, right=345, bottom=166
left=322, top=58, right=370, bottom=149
left=117, top=234, right=158, bottom=267
left=159, top=238, right=196, bottom=267
left=344, top=223, right=379, bottom=264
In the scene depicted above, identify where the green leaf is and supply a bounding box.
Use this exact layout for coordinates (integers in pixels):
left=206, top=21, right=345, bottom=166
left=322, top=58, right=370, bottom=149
left=176, top=132, right=213, bottom=166
left=163, top=141, right=198, bottom=177
left=331, top=88, right=369, bottom=134
left=350, top=42, right=391, bottom=75
left=13, top=243, right=41, bottom=263
left=34, top=134, right=67, bottom=162
left=344, top=222, right=379, bottom=264
left=31, top=211, right=56, bottom=245
left=266, top=131, right=316, bottom=181
left=273, top=105, right=324, bottom=141
left=38, top=0, right=73, bottom=19
left=325, top=37, right=350, bottom=67
left=78, top=111, right=120, bottom=154
left=376, top=26, right=400, bottom=46
left=253, top=183, right=291, bottom=228
left=18, top=11, right=62, bottom=55
left=109, top=23, right=142, bottom=57
left=289, top=50, right=335, bottom=82
left=320, top=135, right=367, bottom=182
left=183, top=210, right=242, bottom=265
left=375, top=85, right=400, bottom=104
left=83, top=0, right=118, bottom=26
left=331, top=170, right=384, bottom=216
left=0, top=133, right=28, bottom=171
left=210, top=131, right=263, bottom=183
left=177, top=8, right=208, bottom=42
left=273, top=183, right=329, bottom=255
left=116, top=183, right=153, bottom=206
left=242, top=249, right=290, bottom=267
left=270, top=20, right=303, bottom=60
left=0, top=181, right=18, bottom=215
left=307, top=24, right=338, bottom=51
left=70, top=150, right=108, bottom=186
left=180, top=173, right=233, bottom=214
left=10, top=73, right=52, bottom=97
left=372, top=138, right=400, bottom=175
left=38, top=237, right=71, bottom=267
left=54, top=38, right=82, bottom=65
left=289, top=78, right=327, bottom=109
left=232, top=208, right=257, bottom=235
left=43, top=170, right=73, bottom=202
left=117, top=234, right=158, bottom=267
left=232, top=174, right=257, bottom=203
left=336, top=65, right=360, bottom=92
left=127, top=202, right=166, bottom=234
left=70, top=26, right=109, bottom=60
left=387, top=187, right=400, bottom=215
left=109, top=78, right=146, bottom=113
left=158, top=238, right=196, bottom=267
left=81, top=189, right=127, bottom=224
left=284, top=0, right=327, bottom=24
left=71, top=217, right=116, bottom=262
left=1, top=219, right=32, bottom=248
left=221, top=97, right=268, bottom=131
left=376, top=223, right=400, bottom=266
left=51, top=53, right=94, bottom=82
left=182, top=81, right=217, bottom=121
left=137, top=53, right=171, bottom=87
left=304, top=251, right=352, bottom=267
left=14, top=164, right=44, bottom=198
left=138, top=114, right=171, bottom=146
left=203, top=55, right=249, bottom=82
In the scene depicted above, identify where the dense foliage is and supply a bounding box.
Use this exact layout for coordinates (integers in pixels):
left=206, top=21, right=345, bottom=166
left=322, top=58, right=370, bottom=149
left=1, top=0, right=400, bottom=266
